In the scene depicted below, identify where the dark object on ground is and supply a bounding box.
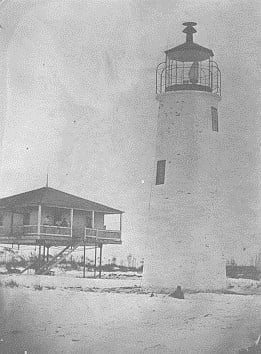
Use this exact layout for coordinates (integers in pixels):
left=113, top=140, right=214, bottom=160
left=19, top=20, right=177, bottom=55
left=150, top=292, right=154, bottom=297
left=239, top=335, right=261, bottom=353
left=35, top=269, right=55, bottom=276
left=226, top=265, right=261, bottom=281
left=169, top=286, right=184, bottom=299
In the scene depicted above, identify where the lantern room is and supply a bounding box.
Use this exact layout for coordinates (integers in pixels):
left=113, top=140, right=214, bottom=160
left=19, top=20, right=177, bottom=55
left=156, top=22, right=221, bottom=95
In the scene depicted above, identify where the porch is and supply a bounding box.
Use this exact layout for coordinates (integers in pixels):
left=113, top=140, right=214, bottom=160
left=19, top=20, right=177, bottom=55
left=0, top=199, right=122, bottom=246
left=0, top=225, right=121, bottom=245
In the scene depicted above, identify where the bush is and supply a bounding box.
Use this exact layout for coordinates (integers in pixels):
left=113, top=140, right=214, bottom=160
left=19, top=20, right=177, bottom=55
left=5, top=280, right=19, bottom=288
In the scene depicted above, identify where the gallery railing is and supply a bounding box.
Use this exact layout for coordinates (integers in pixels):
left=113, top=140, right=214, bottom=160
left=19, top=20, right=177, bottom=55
left=156, top=61, right=221, bottom=95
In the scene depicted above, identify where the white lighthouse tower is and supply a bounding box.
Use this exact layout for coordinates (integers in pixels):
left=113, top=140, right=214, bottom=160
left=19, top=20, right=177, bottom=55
left=143, top=23, right=226, bottom=291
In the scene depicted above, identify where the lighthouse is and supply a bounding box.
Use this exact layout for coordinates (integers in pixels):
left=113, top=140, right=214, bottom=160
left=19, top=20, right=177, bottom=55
left=143, top=23, right=226, bottom=291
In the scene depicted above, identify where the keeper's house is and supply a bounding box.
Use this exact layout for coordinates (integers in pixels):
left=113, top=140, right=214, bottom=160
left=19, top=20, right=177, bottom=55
left=0, top=186, right=123, bottom=247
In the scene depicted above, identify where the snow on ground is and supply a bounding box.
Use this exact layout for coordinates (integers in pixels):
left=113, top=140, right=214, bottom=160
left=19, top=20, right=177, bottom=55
left=0, top=275, right=261, bottom=353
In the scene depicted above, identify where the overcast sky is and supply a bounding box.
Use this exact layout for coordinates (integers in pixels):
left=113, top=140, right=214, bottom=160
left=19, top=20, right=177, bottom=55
left=0, top=0, right=260, bottom=263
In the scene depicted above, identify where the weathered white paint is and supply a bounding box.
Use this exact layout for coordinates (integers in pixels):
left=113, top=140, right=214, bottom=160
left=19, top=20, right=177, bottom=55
left=143, top=90, right=226, bottom=291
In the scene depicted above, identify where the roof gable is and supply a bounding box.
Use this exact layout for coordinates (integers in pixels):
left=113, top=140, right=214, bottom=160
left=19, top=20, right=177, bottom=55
left=0, top=187, right=123, bottom=214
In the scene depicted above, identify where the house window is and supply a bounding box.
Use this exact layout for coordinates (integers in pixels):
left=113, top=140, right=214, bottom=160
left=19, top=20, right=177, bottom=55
left=86, top=216, right=92, bottom=228
left=23, top=213, right=30, bottom=225
left=54, top=208, right=62, bottom=225
left=156, top=160, right=166, bottom=185
left=211, top=107, right=218, bottom=132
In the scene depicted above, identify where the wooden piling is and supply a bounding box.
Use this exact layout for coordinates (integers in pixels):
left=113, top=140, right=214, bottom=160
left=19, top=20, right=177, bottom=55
left=38, top=245, right=41, bottom=270
left=94, top=242, right=97, bottom=278
left=46, top=247, right=49, bottom=263
left=99, top=244, right=103, bottom=279
left=83, top=244, right=86, bottom=278
left=43, top=246, right=46, bottom=263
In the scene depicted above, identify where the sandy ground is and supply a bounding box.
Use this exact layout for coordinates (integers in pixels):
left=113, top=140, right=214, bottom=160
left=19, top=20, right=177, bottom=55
left=1, top=276, right=261, bottom=354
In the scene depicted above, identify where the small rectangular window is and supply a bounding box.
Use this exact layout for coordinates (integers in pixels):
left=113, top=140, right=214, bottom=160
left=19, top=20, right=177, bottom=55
left=86, top=216, right=92, bottom=228
left=156, top=160, right=166, bottom=185
left=211, top=107, right=218, bottom=132
left=23, top=213, right=30, bottom=225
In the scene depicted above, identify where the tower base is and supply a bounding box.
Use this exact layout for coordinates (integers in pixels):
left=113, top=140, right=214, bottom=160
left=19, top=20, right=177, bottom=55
left=142, top=250, right=226, bottom=293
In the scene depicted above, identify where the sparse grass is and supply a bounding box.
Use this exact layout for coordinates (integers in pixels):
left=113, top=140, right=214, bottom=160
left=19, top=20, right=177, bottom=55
left=5, top=280, right=19, bottom=288
left=64, top=286, right=83, bottom=291
left=45, top=286, right=56, bottom=290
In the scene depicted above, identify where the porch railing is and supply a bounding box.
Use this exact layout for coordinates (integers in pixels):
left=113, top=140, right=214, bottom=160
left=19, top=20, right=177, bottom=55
left=23, top=225, right=38, bottom=234
left=40, top=225, right=71, bottom=236
left=85, top=228, right=121, bottom=241
left=7, top=225, right=71, bottom=237
left=0, top=225, right=121, bottom=241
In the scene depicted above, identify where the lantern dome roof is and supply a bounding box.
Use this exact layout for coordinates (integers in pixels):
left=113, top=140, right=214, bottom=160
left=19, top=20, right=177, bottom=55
left=165, top=22, right=214, bottom=62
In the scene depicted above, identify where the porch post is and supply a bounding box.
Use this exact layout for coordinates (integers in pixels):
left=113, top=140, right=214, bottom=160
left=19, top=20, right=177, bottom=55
left=70, top=208, right=73, bottom=237
left=99, top=244, right=103, bottom=279
left=91, top=211, right=95, bottom=228
left=94, top=244, right=97, bottom=278
left=92, top=211, right=97, bottom=278
left=46, top=247, right=49, bottom=263
left=37, top=205, right=42, bottom=236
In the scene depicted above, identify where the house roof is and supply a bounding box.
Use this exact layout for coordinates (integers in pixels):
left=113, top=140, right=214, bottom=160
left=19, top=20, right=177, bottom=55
left=0, top=187, right=123, bottom=214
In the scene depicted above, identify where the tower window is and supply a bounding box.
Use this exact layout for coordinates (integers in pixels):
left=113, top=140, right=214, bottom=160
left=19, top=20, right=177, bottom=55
left=211, top=107, right=218, bottom=132
left=156, top=160, right=166, bottom=185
